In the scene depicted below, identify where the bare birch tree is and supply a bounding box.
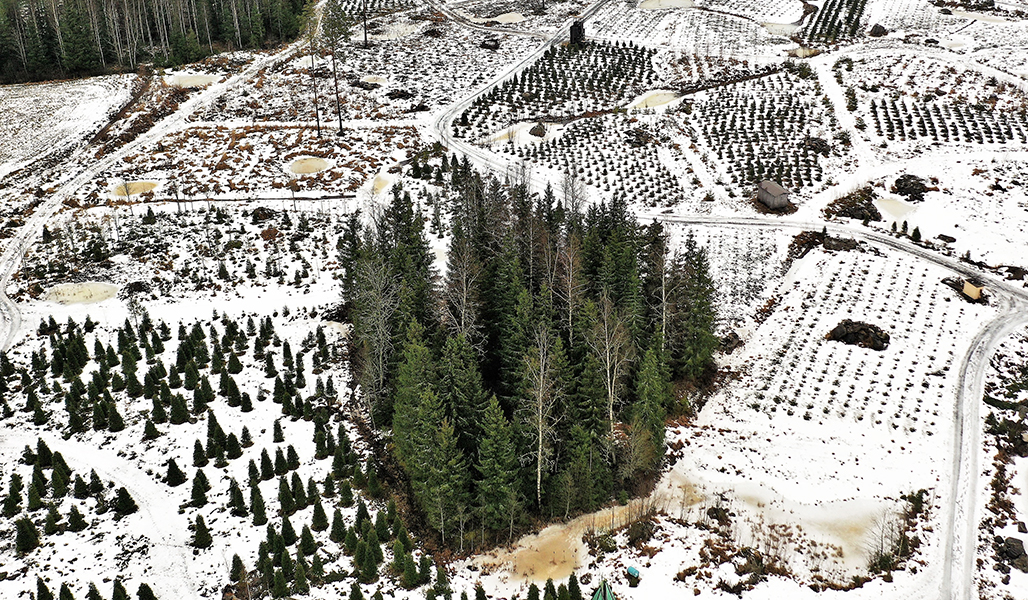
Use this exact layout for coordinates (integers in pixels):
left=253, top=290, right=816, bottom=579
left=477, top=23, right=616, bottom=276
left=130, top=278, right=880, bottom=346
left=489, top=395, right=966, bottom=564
left=586, top=292, right=634, bottom=438
left=352, top=253, right=399, bottom=428
left=443, top=230, right=482, bottom=345
left=521, top=324, right=563, bottom=508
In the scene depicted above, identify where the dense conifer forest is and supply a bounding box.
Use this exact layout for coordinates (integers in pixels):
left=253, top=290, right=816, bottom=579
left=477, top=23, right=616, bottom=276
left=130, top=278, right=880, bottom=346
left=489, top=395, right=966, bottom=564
left=345, top=158, right=719, bottom=547
left=0, top=0, right=309, bottom=82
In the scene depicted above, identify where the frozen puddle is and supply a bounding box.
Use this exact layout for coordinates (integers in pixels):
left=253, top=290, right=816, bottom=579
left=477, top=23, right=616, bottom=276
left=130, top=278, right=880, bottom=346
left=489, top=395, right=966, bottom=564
left=110, top=181, right=158, bottom=197
left=876, top=197, right=917, bottom=221
left=639, top=0, right=694, bottom=9
left=361, top=75, right=388, bottom=85
left=372, top=172, right=395, bottom=196
left=165, top=74, right=219, bottom=88
left=951, top=9, right=1007, bottom=23
left=288, top=157, right=330, bottom=174
left=763, top=22, right=800, bottom=36
left=468, top=12, right=526, bottom=23
left=45, top=282, right=118, bottom=305
left=627, top=90, right=682, bottom=110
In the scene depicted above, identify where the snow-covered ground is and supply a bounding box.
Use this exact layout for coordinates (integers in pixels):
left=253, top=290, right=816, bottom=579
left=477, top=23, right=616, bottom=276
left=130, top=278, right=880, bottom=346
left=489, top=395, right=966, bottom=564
left=3, top=0, right=1028, bottom=598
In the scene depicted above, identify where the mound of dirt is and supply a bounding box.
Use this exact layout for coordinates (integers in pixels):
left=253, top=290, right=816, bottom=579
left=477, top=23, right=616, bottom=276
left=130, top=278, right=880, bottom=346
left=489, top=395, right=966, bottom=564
left=823, top=187, right=882, bottom=222
left=826, top=320, right=890, bottom=351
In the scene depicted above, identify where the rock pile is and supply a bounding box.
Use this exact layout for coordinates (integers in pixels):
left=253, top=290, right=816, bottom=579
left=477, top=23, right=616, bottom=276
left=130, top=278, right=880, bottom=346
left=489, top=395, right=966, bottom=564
left=826, top=320, right=890, bottom=351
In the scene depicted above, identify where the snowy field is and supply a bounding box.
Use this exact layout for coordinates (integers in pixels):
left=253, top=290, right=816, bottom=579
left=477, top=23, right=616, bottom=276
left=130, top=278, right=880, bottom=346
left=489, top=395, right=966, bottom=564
left=3, top=0, right=1028, bottom=598
left=0, top=76, right=133, bottom=181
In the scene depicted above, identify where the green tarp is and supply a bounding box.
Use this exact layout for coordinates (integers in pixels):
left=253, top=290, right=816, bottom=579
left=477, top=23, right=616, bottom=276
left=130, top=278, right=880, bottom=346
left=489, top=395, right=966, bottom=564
left=591, top=580, right=617, bottom=600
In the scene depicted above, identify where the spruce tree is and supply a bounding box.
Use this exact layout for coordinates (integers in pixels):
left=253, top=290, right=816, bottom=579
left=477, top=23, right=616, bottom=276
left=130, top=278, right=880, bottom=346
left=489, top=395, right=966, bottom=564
left=272, top=570, right=288, bottom=598
left=300, top=524, right=317, bottom=555
left=192, top=515, right=212, bottom=548
left=169, top=393, right=189, bottom=424
left=281, top=515, right=298, bottom=546
left=191, top=473, right=208, bottom=507
left=86, top=583, right=102, bottom=600
left=274, top=448, right=288, bottom=476
left=311, top=498, right=329, bottom=531
left=15, top=516, right=39, bottom=552
left=225, top=434, right=243, bottom=460
left=293, top=560, right=310, bottom=594
left=111, top=581, right=128, bottom=600
left=278, top=477, right=295, bottom=515
left=166, top=459, right=186, bottom=487
left=544, top=578, right=557, bottom=600
left=59, top=583, right=75, bottom=600
left=261, top=449, right=274, bottom=480
left=568, top=573, right=583, bottom=600
left=37, top=577, right=54, bottom=600
left=252, top=484, right=269, bottom=526
left=349, top=582, right=364, bottom=600
left=143, top=419, right=161, bottom=441
left=27, top=481, right=43, bottom=511
left=136, top=584, right=157, bottom=600
left=340, top=480, right=354, bottom=507
left=193, top=440, right=208, bottom=468
left=475, top=395, right=518, bottom=533
left=228, top=479, right=248, bottom=517
left=286, top=445, right=300, bottom=471
left=330, top=509, right=346, bottom=543
left=114, top=487, right=139, bottom=516
left=44, top=504, right=60, bottom=534
left=375, top=511, right=390, bottom=540
left=67, top=505, right=87, bottom=531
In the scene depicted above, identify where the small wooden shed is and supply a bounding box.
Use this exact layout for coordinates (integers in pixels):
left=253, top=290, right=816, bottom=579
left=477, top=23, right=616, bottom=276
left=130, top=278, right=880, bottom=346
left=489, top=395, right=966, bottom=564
left=571, top=20, right=585, bottom=46
left=962, top=280, right=984, bottom=300
left=757, top=180, right=791, bottom=209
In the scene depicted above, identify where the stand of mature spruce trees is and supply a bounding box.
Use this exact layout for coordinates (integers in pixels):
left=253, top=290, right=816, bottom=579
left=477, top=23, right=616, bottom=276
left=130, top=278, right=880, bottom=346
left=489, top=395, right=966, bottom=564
left=346, top=157, right=719, bottom=548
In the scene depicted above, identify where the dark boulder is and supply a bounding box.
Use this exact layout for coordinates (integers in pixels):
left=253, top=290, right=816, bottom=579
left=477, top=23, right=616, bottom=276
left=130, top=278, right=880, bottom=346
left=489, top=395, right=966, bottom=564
left=893, top=174, right=929, bottom=203
left=1002, top=537, right=1026, bottom=561
left=529, top=123, right=546, bottom=138
left=826, top=320, right=890, bottom=351
left=869, top=24, right=889, bottom=37
left=481, top=39, right=500, bottom=50
left=123, top=281, right=152, bottom=295
left=250, top=207, right=276, bottom=223
left=721, top=331, right=743, bottom=354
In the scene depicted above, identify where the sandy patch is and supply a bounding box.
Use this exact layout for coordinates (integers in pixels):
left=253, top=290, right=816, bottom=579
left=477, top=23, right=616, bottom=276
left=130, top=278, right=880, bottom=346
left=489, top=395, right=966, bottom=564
left=110, top=181, right=158, bottom=197
left=44, top=282, right=119, bottom=305
left=763, top=22, right=800, bottom=36
left=468, top=12, right=526, bottom=23
left=478, top=500, right=650, bottom=581
left=368, top=22, right=419, bottom=40
left=639, top=0, right=694, bottom=9
left=627, top=90, right=682, bottom=110
left=288, top=157, right=330, bottom=174
left=165, top=74, right=219, bottom=88
left=788, top=47, right=820, bottom=58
